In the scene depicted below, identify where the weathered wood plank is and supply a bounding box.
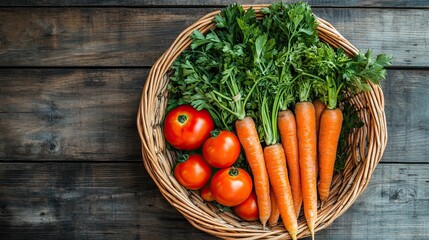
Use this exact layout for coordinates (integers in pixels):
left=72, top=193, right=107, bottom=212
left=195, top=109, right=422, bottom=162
left=0, top=0, right=428, bottom=8
left=0, top=69, right=428, bottom=163
left=0, top=162, right=427, bottom=239
left=0, top=162, right=215, bottom=239
left=0, top=69, right=147, bottom=161
left=0, top=8, right=214, bottom=67
left=383, top=70, right=429, bottom=163
left=0, top=8, right=427, bottom=67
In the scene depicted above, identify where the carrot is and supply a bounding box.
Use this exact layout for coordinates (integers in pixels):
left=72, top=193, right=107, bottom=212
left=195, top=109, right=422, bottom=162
left=314, top=98, right=327, bottom=180
left=314, top=98, right=327, bottom=139
left=268, top=187, right=280, bottom=227
left=295, top=101, right=317, bottom=239
left=235, top=116, right=271, bottom=228
left=318, top=108, right=343, bottom=201
left=264, top=144, right=297, bottom=240
left=278, top=110, right=302, bottom=217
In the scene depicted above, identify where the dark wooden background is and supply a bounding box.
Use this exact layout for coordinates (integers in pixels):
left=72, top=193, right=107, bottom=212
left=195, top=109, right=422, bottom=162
left=1, top=1, right=428, bottom=239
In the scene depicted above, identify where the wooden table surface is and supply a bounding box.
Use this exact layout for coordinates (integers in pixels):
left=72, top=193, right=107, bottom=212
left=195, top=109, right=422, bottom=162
left=1, top=1, right=428, bottom=239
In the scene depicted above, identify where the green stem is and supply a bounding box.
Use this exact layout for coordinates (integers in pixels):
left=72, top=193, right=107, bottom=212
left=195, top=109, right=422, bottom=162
left=326, top=76, right=343, bottom=110
left=212, top=90, right=232, bottom=101
left=242, top=76, right=265, bottom=109
left=271, top=93, right=280, bottom=144
left=210, top=129, right=221, bottom=138
left=300, top=72, right=325, bottom=82
left=214, top=101, right=240, bottom=118
left=298, top=80, right=312, bottom=102
left=228, top=167, right=239, bottom=177
left=177, top=154, right=189, bottom=163
left=228, top=73, right=245, bottom=120
left=177, top=114, right=187, bottom=124
left=276, top=88, right=286, bottom=111
left=261, top=91, right=273, bottom=145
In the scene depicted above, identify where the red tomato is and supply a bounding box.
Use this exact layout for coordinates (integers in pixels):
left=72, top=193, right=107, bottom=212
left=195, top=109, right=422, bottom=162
left=202, top=130, right=241, bottom=168
left=174, top=154, right=212, bottom=190
left=200, top=184, right=215, bottom=202
left=210, top=167, right=253, bottom=207
left=163, top=104, right=214, bottom=150
left=232, top=192, right=259, bottom=221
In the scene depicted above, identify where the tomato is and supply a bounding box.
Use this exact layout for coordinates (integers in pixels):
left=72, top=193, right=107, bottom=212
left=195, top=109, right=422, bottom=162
left=174, top=154, right=212, bottom=190
left=200, top=184, right=215, bottom=202
left=232, top=192, right=259, bottom=221
left=202, top=130, right=241, bottom=168
left=163, top=104, right=214, bottom=150
left=210, top=167, right=253, bottom=207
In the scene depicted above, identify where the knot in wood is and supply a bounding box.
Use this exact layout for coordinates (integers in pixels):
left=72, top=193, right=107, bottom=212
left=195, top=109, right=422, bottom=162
left=389, top=185, right=416, bottom=203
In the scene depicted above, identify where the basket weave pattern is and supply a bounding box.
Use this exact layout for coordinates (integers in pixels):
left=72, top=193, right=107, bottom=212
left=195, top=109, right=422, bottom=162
left=137, top=5, right=387, bottom=239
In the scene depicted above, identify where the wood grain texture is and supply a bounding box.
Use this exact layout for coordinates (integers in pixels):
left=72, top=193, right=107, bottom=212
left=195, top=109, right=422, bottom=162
left=0, top=162, right=427, bottom=239
left=0, top=162, right=216, bottom=240
left=383, top=70, right=429, bottom=163
left=0, top=69, right=147, bottom=161
left=0, top=7, right=214, bottom=67
left=306, top=164, right=429, bottom=240
left=0, top=69, right=428, bottom=163
left=0, top=2, right=426, bottom=240
left=0, top=8, right=427, bottom=67
left=0, top=0, right=428, bottom=7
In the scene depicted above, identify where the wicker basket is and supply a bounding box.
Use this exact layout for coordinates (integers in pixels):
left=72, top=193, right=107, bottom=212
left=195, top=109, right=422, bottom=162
left=137, top=5, right=387, bottom=239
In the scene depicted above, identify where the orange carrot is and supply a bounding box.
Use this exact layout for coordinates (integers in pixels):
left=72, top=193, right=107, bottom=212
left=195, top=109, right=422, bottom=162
left=318, top=108, right=343, bottom=201
left=295, top=102, right=317, bottom=239
left=278, top=110, right=302, bottom=217
left=314, top=98, right=326, bottom=180
left=235, top=116, right=271, bottom=228
left=264, top=144, right=297, bottom=240
left=268, top=187, right=280, bottom=227
left=314, top=98, right=327, bottom=139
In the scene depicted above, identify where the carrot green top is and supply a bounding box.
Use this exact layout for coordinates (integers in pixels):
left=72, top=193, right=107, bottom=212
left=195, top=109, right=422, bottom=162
left=168, top=1, right=391, bottom=137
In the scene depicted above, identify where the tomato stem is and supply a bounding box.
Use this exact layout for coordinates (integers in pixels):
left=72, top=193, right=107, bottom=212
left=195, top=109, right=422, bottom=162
left=210, top=129, right=221, bottom=138
left=177, top=114, right=187, bottom=124
left=228, top=167, right=239, bottom=177
left=177, top=154, right=189, bottom=163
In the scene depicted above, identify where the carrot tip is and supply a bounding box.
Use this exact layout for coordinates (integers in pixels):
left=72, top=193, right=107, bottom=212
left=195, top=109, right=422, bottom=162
left=269, top=223, right=277, bottom=227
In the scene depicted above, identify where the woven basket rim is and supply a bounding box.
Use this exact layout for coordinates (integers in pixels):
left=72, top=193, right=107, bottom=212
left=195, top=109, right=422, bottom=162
left=137, top=4, right=387, bottom=239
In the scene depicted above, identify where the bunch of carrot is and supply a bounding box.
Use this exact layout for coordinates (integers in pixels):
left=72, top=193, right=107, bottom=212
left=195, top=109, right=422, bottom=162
left=235, top=84, right=342, bottom=240
left=168, top=2, right=391, bottom=239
